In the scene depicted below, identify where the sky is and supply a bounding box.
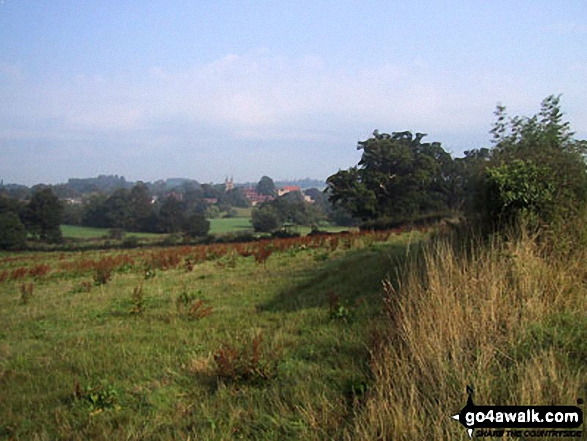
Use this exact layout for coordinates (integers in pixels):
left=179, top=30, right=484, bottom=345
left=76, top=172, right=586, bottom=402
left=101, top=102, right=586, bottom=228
left=1, top=0, right=586, bottom=186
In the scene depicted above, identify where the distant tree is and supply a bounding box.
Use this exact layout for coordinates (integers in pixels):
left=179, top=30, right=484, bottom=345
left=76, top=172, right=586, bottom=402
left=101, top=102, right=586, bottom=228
left=0, top=195, right=25, bottom=216
left=82, top=194, right=109, bottom=228
left=0, top=212, right=27, bottom=250
left=272, top=192, right=324, bottom=226
left=51, top=183, right=80, bottom=199
left=183, top=187, right=208, bottom=216
left=183, top=214, right=210, bottom=238
left=128, top=183, right=157, bottom=231
left=218, top=189, right=250, bottom=208
left=24, top=188, right=63, bottom=243
left=103, top=188, right=131, bottom=230
left=201, top=183, right=223, bottom=199
left=67, top=175, right=129, bottom=195
left=251, top=205, right=282, bottom=232
left=62, top=202, right=84, bottom=225
left=159, top=195, right=186, bottom=233
left=256, top=176, right=276, bottom=196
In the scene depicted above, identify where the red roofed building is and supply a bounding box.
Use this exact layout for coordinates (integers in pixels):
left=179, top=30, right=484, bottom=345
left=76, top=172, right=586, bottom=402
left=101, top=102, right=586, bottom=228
left=276, top=186, right=301, bottom=196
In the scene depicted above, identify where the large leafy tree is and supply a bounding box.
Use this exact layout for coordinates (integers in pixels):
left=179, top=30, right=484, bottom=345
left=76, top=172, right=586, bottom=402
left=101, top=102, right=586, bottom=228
left=326, top=130, right=454, bottom=223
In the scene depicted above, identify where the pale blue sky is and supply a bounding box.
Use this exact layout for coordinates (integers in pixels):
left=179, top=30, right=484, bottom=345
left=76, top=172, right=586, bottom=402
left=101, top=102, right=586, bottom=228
left=1, top=0, right=586, bottom=185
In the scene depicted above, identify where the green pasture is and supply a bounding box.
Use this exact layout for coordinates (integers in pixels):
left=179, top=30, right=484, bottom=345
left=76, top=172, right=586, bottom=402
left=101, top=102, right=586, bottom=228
left=0, top=231, right=422, bottom=440
left=61, top=225, right=162, bottom=239
left=208, top=217, right=253, bottom=235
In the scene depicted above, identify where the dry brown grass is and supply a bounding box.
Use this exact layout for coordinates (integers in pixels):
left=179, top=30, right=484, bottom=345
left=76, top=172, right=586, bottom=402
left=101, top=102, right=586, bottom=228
left=349, top=228, right=587, bottom=440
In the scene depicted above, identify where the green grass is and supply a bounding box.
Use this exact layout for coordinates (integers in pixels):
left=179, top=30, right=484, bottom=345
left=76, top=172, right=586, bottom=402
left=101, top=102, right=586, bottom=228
left=208, top=217, right=254, bottom=235
left=0, top=231, right=420, bottom=440
left=62, top=218, right=356, bottom=240
left=61, top=225, right=162, bottom=239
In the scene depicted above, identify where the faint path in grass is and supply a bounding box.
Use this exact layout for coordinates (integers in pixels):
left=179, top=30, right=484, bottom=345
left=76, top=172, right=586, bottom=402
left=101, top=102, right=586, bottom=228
left=259, top=241, right=418, bottom=313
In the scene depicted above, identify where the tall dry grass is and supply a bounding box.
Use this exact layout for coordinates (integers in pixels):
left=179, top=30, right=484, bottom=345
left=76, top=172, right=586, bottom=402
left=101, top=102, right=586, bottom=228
left=349, top=227, right=587, bottom=440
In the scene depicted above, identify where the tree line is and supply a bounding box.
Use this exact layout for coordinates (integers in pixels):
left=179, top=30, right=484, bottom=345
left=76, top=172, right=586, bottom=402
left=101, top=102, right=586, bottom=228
left=2, top=95, right=585, bottom=249
left=326, top=95, right=587, bottom=232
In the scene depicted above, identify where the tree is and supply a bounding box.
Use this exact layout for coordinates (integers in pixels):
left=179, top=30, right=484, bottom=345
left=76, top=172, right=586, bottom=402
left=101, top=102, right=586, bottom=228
left=256, top=176, right=276, bottom=196
left=183, top=214, right=210, bottom=238
left=480, top=95, right=587, bottom=227
left=218, top=189, right=250, bottom=209
left=0, top=212, right=27, bottom=250
left=251, top=205, right=282, bottom=232
left=326, top=130, right=454, bottom=225
left=159, top=195, right=186, bottom=233
left=103, top=188, right=131, bottom=230
left=82, top=194, right=109, bottom=228
left=24, top=188, right=63, bottom=243
left=128, top=183, right=158, bottom=232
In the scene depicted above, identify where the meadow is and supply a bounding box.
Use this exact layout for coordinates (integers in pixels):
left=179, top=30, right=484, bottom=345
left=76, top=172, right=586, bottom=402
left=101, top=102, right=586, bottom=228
left=0, top=230, right=419, bottom=440
left=2, top=224, right=585, bottom=440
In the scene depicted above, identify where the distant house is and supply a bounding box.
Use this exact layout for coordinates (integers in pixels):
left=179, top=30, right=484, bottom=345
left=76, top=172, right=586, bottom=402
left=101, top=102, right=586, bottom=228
left=203, top=198, right=218, bottom=204
left=243, top=188, right=274, bottom=206
left=61, top=198, right=83, bottom=205
left=276, top=186, right=301, bottom=197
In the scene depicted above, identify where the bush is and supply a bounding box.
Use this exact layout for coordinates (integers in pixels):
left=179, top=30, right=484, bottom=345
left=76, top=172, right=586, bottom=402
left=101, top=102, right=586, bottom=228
left=0, top=212, right=27, bottom=250
left=479, top=96, right=587, bottom=230
left=213, top=331, right=280, bottom=383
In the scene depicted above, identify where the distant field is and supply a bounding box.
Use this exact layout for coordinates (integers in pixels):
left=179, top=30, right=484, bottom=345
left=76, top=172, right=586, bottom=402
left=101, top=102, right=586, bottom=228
left=208, top=217, right=253, bottom=234
left=62, top=219, right=356, bottom=239
left=61, top=225, right=162, bottom=239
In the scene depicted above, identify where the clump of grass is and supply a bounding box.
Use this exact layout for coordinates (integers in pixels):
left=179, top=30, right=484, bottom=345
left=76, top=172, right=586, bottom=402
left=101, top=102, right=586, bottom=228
left=350, top=228, right=587, bottom=440
left=186, top=299, right=213, bottom=320
left=93, top=261, right=113, bottom=285
left=130, top=285, right=144, bottom=315
left=70, top=280, right=92, bottom=294
left=328, top=290, right=362, bottom=322
left=213, top=331, right=280, bottom=384
left=20, top=282, right=33, bottom=305
left=176, top=289, right=212, bottom=320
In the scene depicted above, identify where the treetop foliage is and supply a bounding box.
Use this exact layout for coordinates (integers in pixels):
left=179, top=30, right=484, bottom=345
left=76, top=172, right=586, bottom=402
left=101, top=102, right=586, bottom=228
left=481, top=95, right=587, bottom=228
left=327, top=130, right=457, bottom=225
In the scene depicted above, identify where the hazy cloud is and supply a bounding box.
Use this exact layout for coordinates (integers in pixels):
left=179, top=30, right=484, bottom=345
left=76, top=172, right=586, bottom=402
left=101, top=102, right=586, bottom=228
left=1, top=50, right=585, bottom=184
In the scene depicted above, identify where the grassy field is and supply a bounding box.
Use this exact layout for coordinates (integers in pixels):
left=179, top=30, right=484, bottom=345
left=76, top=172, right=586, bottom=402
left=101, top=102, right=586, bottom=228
left=0, top=230, right=420, bottom=440
left=6, top=223, right=582, bottom=440
left=208, top=217, right=254, bottom=235
left=62, top=219, right=356, bottom=239
left=61, top=225, right=162, bottom=239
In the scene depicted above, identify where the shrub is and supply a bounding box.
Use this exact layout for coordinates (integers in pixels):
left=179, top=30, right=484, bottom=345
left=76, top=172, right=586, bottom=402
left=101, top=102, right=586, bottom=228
left=176, top=289, right=212, bottom=320
left=93, top=261, right=113, bottom=285
left=130, top=285, right=144, bottom=315
left=213, top=331, right=280, bottom=383
left=121, top=236, right=139, bottom=248
left=479, top=96, right=587, bottom=230
left=74, top=380, right=120, bottom=414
